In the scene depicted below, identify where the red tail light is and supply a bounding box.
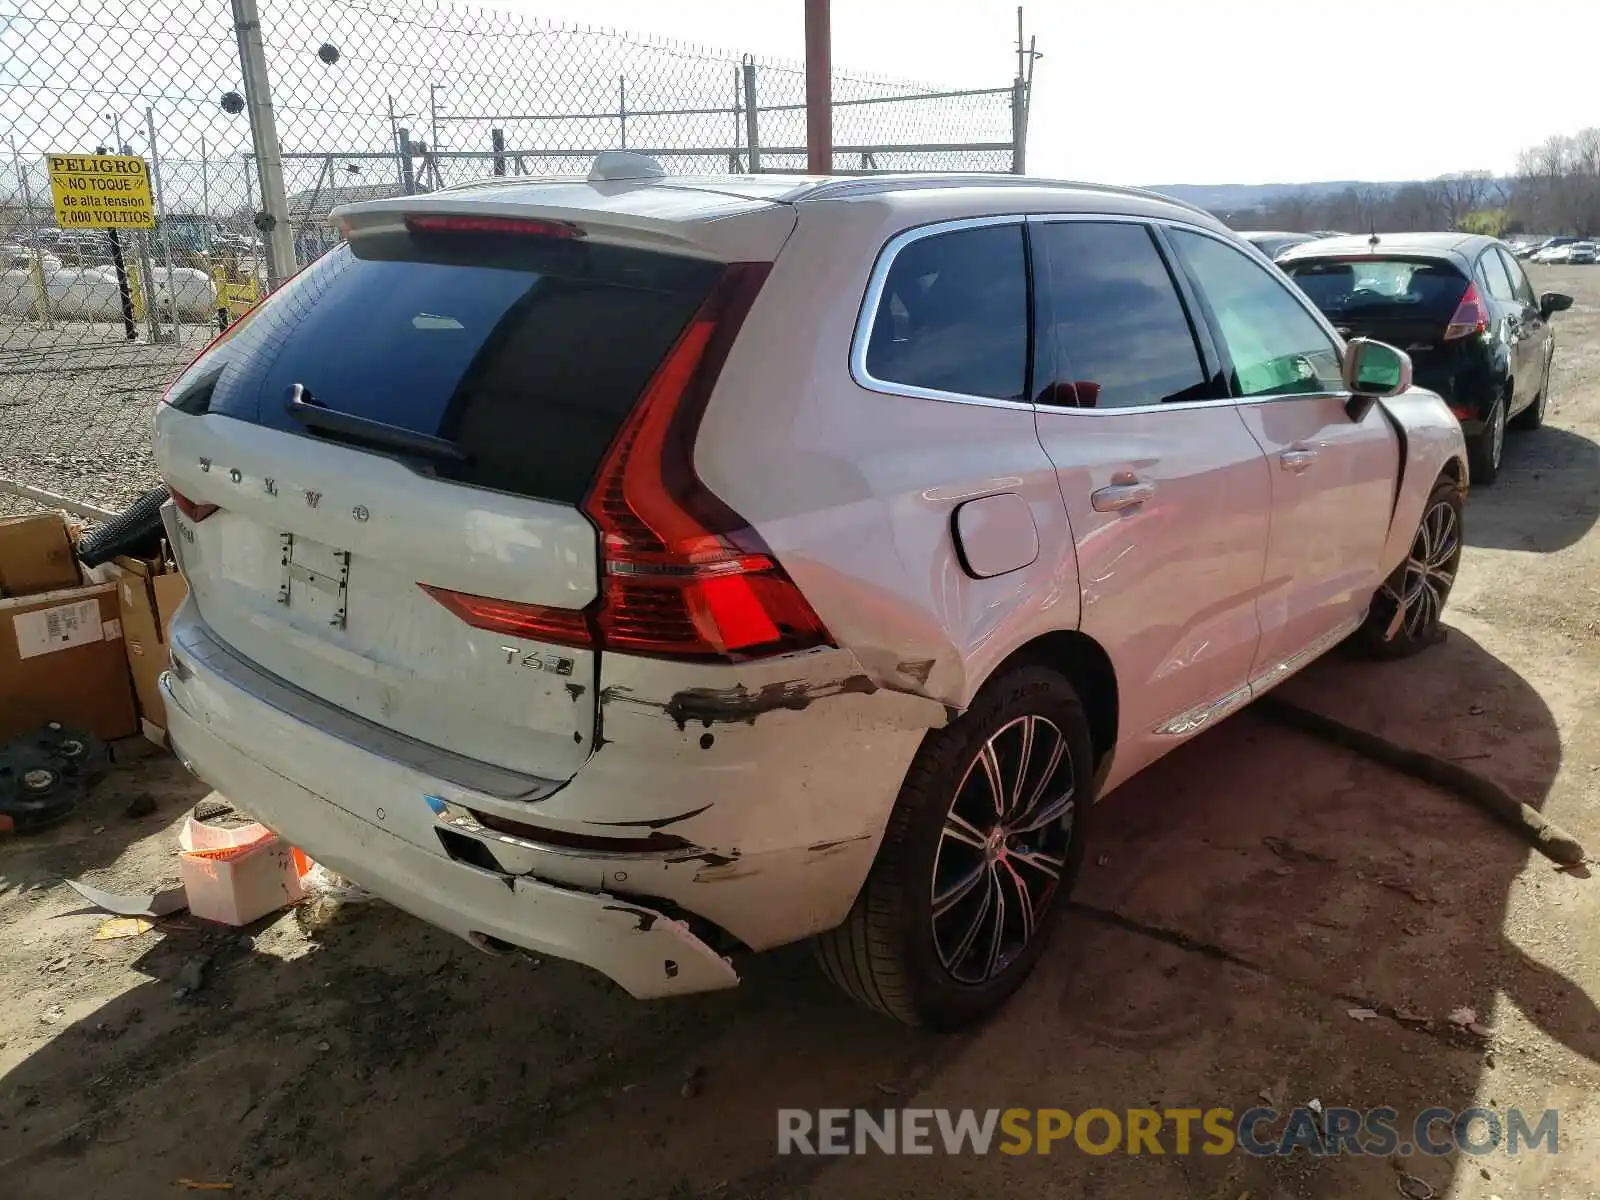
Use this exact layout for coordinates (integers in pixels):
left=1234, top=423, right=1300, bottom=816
left=170, top=487, right=219, bottom=522
left=422, top=261, right=834, bottom=662
left=418, top=585, right=590, bottom=645
left=1443, top=281, right=1490, bottom=341
left=404, top=214, right=584, bottom=239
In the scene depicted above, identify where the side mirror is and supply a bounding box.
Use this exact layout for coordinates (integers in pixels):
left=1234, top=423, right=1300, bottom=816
left=1540, top=291, right=1573, bottom=319
left=1342, top=336, right=1411, bottom=406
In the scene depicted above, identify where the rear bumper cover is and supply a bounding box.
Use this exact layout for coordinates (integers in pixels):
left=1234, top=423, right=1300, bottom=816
left=162, top=670, right=739, bottom=998
left=161, top=602, right=940, bottom=995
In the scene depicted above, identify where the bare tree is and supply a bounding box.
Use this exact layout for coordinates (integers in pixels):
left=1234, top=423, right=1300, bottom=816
left=1426, top=171, right=1496, bottom=229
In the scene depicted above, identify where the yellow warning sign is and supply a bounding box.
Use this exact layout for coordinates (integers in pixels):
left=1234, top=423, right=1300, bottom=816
left=45, top=153, right=156, bottom=229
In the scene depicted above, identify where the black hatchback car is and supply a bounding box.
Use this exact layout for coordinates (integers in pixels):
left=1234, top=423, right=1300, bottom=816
left=1277, top=233, right=1572, bottom=484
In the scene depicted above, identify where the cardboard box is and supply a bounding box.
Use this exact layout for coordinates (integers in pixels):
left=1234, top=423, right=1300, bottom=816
left=0, top=513, right=81, bottom=598
left=0, top=581, right=138, bottom=742
left=113, top=555, right=188, bottom=739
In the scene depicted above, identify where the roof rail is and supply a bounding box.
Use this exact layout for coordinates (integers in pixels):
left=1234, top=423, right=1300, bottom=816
left=789, top=173, right=1217, bottom=219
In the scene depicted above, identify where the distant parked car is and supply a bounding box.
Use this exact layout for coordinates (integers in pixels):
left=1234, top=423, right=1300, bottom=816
left=1532, top=243, right=1572, bottom=263
left=1239, top=230, right=1318, bottom=260
left=1568, top=242, right=1596, bottom=264
left=1280, top=233, right=1572, bottom=485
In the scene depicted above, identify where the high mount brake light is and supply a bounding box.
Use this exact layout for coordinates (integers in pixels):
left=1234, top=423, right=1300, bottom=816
left=422, top=260, right=834, bottom=661
left=404, top=214, right=585, bottom=239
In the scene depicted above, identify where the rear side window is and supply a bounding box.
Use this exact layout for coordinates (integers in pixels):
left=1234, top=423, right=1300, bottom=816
left=863, top=223, right=1027, bottom=402
left=1168, top=229, right=1343, bottom=398
left=1283, top=257, right=1469, bottom=324
left=184, top=230, right=722, bottom=505
left=1033, top=221, right=1212, bottom=409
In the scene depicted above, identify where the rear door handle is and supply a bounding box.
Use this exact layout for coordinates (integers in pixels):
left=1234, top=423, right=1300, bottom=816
left=1090, top=480, right=1155, bottom=512
left=1279, top=448, right=1318, bottom=473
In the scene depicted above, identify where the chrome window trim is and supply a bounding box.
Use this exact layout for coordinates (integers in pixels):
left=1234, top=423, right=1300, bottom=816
left=849, top=210, right=1361, bottom=418
left=849, top=214, right=1037, bottom=412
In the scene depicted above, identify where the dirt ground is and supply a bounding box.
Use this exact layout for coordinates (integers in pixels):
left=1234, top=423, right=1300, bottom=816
left=3, top=265, right=1600, bottom=1200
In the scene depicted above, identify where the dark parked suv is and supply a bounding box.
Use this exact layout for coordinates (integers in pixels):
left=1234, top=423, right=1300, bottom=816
left=1278, top=233, right=1572, bottom=484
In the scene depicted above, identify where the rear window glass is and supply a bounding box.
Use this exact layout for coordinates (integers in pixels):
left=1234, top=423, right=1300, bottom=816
left=1283, top=258, right=1468, bottom=322
left=183, top=230, right=722, bottom=505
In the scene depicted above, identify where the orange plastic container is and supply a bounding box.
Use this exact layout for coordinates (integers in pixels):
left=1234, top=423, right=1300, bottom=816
left=179, top=811, right=307, bottom=925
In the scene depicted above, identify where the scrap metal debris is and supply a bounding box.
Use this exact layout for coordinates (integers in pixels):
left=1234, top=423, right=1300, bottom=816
left=65, top=878, right=188, bottom=918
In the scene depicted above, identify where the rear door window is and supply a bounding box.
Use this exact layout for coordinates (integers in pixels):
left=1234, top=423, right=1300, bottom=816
left=1168, top=228, right=1344, bottom=398
left=1497, top=247, right=1537, bottom=306
left=183, top=230, right=722, bottom=505
left=1032, top=220, right=1214, bottom=409
left=1479, top=249, right=1515, bottom=302
left=863, top=223, right=1028, bottom=402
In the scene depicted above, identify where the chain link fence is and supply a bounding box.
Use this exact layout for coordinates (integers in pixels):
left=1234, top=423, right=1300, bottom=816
left=1, top=0, right=1032, bottom=517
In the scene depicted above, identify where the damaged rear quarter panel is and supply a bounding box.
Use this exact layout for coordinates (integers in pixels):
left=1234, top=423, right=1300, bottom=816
left=529, top=646, right=936, bottom=858
left=688, top=203, right=1083, bottom=714
left=1376, top=386, right=1470, bottom=575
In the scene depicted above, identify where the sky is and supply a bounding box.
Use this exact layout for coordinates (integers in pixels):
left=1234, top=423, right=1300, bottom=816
left=479, top=0, right=1600, bottom=186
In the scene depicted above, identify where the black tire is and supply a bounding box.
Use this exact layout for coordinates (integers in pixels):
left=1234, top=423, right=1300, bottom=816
left=1511, top=352, right=1553, bottom=432
left=76, top=484, right=170, bottom=567
left=1466, top=395, right=1505, bottom=486
left=813, top=664, right=1093, bottom=1029
left=1353, top=478, right=1463, bottom=660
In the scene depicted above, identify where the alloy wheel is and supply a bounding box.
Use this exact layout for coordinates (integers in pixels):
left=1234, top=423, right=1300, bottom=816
left=1381, top=498, right=1460, bottom=643
left=1490, top=400, right=1506, bottom=470
left=930, top=715, right=1075, bottom=985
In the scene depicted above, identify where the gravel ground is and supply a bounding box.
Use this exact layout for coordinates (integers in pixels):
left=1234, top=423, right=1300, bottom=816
left=0, top=266, right=1598, bottom=1200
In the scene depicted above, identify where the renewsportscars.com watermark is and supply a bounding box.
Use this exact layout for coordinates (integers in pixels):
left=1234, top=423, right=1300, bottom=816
left=778, top=1107, right=1559, bottom=1157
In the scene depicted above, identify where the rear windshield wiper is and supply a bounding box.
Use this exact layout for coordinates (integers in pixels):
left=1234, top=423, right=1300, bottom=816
left=285, top=383, right=470, bottom=464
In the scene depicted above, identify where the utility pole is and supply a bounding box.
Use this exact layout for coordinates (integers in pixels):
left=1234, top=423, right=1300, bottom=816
left=230, top=0, right=294, bottom=287
left=429, top=84, right=444, bottom=174
left=804, top=0, right=831, bottom=175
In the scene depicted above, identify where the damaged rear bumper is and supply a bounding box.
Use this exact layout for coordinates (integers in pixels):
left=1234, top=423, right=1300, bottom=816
left=159, top=603, right=941, bottom=996
left=161, top=671, right=737, bottom=999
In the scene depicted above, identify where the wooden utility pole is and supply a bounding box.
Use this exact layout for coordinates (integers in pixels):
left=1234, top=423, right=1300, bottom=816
left=805, top=0, right=831, bottom=174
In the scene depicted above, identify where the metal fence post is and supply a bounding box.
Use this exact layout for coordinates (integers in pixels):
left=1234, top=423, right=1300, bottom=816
left=135, top=233, right=162, bottom=343
left=742, top=58, right=761, bottom=173
left=491, top=128, right=506, bottom=176
left=146, top=106, right=179, bottom=342
left=10, top=136, right=52, bottom=327
left=397, top=128, right=416, bottom=194
left=1010, top=76, right=1027, bottom=175
left=230, top=0, right=294, bottom=288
